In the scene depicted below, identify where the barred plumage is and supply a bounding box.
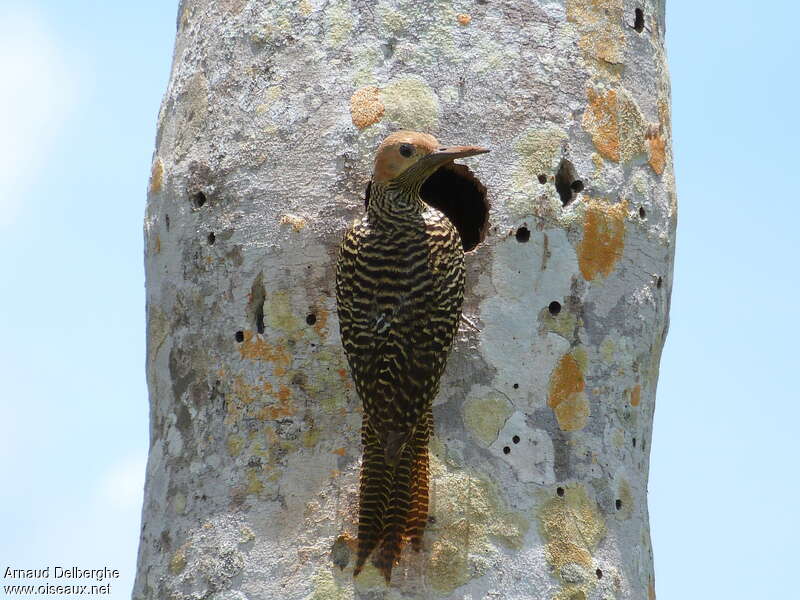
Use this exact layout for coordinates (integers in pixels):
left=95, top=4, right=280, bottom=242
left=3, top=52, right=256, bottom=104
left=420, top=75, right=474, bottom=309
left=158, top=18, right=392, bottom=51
left=335, top=131, right=488, bottom=582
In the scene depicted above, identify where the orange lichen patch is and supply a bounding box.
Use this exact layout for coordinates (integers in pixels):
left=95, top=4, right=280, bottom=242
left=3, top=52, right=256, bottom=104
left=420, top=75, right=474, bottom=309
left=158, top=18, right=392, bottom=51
left=350, top=85, right=384, bottom=129
left=583, top=89, right=619, bottom=161
left=149, top=157, right=164, bottom=194
left=554, top=396, right=590, bottom=432
left=312, top=308, right=329, bottom=336
left=274, top=366, right=287, bottom=377
left=233, top=375, right=260, bottom=405
left=228, top=375, right=296, bottom=423
left=548, top=355, right=584, bottom=409
left=238, top=331, right=292, bottom=368
left=279, top=214, right=306, bottom=231
left=647, top=133, right=666, bottom=175
left=154, top=234, right=161, bottom=254
left=646, top=98, right=671, bottom=175
left=566, top=0, right=624, bottom=67
left=630, top=384, right=641, bottom=407
left=337, top=368, right=348, bottom=379
left=457, top=13, right=471, bottom=25
left=332, top=447, right=346, bottom=456
left=577, top=198, right=627, bottom=280
left=548, top=354, right=590, bottom=432
left=582, top=87, right=648, bottom=164
left=256, top=394, right=294, bottom=420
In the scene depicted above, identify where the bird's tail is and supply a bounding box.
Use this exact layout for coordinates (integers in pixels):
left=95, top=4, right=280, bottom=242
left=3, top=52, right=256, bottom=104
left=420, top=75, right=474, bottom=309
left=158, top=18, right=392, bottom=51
left=353, top=410, right=432, bottom=582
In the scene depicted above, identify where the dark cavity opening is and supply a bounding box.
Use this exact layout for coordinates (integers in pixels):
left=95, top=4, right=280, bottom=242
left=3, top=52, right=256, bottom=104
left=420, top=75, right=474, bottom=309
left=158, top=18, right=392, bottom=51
left=512, top=435, right=520, bottom=444
left=639, top=206, right=646, bottom=219
left=191, top=191, right=206, bottom=208
left=633, top=437, right=637, bottom=448
left=596, top=568, right=603, bottom=579
left=235, top=331, right=244, bottom=343
left=515, top=226, right=530, bottom=243
left=306, top=313, right=317, bottom=326
left=656, top=276, right=663, bottom=289
left=503, top=446, right=511, bottom=455
left=249, top=274, right=266, bottom=335
left=556, top=487, right=565, bottom=497
left=555, top=159, right=582, bottom=206
left=513, top=383, right=519, bottom=389
left=548, top=301, right=562, bottom=316
left=207, top=232, right=215, bottom=245
left=537, top=174, right=547, bottom=184
left=419, top=163, right=490, bottom=252
left=634, top=8, right=645, bottom=32
left=615, top=499, right=622, bottom=510
left=165, top=214, right=170, bottom=231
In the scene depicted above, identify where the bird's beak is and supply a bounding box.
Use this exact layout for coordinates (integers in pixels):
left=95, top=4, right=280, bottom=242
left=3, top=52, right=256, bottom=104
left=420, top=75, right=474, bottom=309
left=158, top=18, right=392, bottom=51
left=427, top=145, right=490, bottom=163
left=412, top=144, right=489, bottom=181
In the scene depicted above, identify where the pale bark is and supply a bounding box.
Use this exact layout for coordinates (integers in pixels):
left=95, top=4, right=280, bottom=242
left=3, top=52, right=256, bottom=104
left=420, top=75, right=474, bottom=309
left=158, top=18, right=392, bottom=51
left=135, top=1, right=674, bottom=599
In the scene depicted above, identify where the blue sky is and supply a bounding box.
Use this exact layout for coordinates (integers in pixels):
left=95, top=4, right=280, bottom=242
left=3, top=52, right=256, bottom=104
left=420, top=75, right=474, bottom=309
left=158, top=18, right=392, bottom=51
left=0, top=2, right=797, bottom=599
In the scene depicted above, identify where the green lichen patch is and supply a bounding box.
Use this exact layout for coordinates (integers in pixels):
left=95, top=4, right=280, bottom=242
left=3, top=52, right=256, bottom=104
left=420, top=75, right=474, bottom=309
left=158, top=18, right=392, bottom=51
left=305, top=569, right=353, bottom=600
left=381, top=76, right=440, bottom=131
left=538, top=485, right=606, bottom=597
left=169, top=543, right=188, bottom=575
left=426, top=451, right=530, bottom=593
left=540, top=304, right=580, bottom=341
left=514, top=126, right=568, bottom=190
left=326, top=0, right=353, bottom=48
left=462, top=392, right=513, bottom=446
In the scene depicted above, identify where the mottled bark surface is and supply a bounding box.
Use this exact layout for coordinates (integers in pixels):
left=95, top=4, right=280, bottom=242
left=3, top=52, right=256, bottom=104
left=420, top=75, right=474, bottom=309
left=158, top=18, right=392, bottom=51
left=135, top=1, right=674, bottom=599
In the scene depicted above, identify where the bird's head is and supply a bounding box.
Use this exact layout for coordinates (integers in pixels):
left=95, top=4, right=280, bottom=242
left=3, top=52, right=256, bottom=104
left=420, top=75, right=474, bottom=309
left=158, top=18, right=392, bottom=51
left=372, top=130, right=489, bottom=186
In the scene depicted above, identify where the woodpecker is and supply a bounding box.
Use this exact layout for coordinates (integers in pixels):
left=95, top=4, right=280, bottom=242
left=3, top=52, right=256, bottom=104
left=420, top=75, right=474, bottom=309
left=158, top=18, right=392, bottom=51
left=336, top=131, right=489, bottom=582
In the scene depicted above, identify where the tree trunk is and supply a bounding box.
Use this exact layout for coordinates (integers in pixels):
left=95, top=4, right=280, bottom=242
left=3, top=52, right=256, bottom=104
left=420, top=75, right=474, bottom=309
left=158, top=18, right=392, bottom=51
left=135, top=1, right=674, bottom=599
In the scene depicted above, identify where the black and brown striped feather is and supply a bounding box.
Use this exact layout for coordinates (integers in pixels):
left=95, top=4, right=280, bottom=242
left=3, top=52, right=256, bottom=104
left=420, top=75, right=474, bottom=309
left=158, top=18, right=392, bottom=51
left=336, top=183, right=465, bottom=582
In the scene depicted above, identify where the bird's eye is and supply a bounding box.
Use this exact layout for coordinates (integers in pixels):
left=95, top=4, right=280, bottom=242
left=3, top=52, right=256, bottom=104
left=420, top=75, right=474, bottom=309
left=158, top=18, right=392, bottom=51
left=399, top=144, right=414, bottom=158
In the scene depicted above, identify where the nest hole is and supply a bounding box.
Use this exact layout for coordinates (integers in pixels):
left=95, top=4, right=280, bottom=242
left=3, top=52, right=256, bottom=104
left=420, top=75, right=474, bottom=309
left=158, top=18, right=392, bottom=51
left=555, top=159, right=582, bottom=206
left=515, top=226, right=530, bottom=242
left=249, top=274, right=266, bottom=334
left=634, top=8, right=645, bottom=32
left=191, top=191, right=207, bottom=208
left=306, top=313, right=317, bottom=326
left=548, top=301, right=562, bottom=316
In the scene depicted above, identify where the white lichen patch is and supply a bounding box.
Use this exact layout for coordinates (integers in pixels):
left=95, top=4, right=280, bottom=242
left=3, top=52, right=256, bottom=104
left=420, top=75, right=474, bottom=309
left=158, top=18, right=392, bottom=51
left=479, top=229, right=580, bottom=396
left=488, top=411, right=556, bottom=484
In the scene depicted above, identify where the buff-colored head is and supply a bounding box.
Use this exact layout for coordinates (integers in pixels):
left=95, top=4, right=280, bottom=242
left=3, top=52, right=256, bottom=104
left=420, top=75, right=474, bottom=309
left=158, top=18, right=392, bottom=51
left=372, top=130, right=488, bottom=184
